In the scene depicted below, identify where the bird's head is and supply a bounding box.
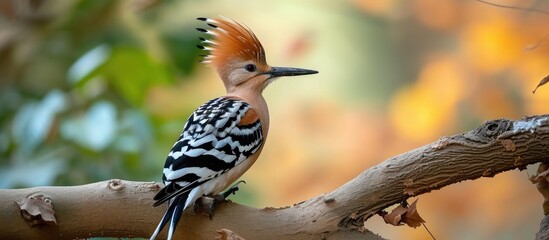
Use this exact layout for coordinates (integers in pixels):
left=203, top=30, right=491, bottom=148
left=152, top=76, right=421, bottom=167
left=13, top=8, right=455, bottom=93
left=197, top=17, right=318, bottom=95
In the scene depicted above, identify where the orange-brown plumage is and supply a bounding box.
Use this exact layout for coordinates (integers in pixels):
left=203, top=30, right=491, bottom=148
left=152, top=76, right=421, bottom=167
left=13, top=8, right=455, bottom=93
left=198, top=17, right=266, bottom=70
left=237, top=107, right=260, bottom=126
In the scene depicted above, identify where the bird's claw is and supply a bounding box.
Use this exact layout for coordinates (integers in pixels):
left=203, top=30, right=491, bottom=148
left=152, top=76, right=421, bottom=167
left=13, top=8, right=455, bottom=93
left=194, top=180, right=247, bottom=220
left=222, top=180, right=246, bottom=198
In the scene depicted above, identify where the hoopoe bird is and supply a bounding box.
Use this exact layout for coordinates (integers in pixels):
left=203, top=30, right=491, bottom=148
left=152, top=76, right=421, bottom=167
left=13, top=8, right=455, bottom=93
left=150, top=17, right=318, bottom=240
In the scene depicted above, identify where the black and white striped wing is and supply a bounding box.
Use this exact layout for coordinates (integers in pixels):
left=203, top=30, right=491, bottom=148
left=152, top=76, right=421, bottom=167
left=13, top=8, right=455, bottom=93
left=153, top=97, right=263, bottom=205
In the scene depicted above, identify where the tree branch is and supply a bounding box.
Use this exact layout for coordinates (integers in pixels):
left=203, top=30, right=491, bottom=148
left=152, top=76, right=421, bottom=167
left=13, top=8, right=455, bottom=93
left=1, top=115, right=549, bottom=240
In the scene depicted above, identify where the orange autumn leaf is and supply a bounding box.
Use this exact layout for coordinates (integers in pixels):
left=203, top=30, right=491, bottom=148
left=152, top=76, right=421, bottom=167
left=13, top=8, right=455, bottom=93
left=530, top=167, right=549, bottom=184
left=530, top=163, right=549, bottom=214
left=405, top=199, right=426, bottom=228
left=382, top=199, right=426, bottom=228
left=383, top=204, right=409, bottom=226
left=532, top=74, right=549, bottom=94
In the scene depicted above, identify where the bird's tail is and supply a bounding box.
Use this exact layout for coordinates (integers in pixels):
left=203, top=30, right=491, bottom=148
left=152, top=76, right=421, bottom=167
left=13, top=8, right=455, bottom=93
left=150, top=195, right=185, bottom=240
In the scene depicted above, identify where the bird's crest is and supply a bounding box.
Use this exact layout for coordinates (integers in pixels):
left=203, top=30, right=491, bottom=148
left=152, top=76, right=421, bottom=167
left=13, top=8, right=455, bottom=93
left=196, top=17, right=267, bottom=69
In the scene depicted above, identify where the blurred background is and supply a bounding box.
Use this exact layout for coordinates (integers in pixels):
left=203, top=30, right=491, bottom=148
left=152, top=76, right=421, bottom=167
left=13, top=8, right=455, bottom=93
left=1, top=0, right=548, bottom=239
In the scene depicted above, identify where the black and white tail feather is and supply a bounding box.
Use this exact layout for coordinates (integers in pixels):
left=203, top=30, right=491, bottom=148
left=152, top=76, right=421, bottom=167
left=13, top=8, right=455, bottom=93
left=150, top=97, right=263, bottom=240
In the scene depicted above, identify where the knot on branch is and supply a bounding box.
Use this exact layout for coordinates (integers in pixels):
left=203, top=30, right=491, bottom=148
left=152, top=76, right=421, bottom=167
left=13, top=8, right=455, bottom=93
left=108, top=179, right=125, bottom=191
left=463, top=119, right=512, bottom=143
left=16, top=193, right=57, bottom=227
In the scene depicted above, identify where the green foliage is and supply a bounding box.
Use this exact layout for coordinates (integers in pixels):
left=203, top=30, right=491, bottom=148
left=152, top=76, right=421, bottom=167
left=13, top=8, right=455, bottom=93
left=0, top=1, right=199, bottom=188
left=70, top=45, right=174, bottom=106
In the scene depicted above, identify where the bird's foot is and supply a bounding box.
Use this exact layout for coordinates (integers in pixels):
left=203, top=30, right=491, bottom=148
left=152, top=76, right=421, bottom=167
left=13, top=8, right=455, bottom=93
left=194, top=180, right=246, bottom=220
left=221, top=180, right=246, bottom=198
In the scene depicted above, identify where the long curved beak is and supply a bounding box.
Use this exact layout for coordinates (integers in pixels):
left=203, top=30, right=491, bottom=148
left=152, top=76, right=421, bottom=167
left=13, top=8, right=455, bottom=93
left=265, top=67, right=318, bottom=78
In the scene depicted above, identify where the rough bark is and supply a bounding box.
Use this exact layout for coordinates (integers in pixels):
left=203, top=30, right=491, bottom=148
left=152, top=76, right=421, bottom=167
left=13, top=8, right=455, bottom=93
left=1, top=115, right=548, bottom=240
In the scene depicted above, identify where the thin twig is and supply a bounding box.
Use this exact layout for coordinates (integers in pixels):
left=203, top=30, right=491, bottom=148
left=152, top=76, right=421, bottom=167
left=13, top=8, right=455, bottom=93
left=422, top=222, right=437, bottom=240
left=474, top=0, right=549, bottom=16
left=524, top=34, right=548, bottom=52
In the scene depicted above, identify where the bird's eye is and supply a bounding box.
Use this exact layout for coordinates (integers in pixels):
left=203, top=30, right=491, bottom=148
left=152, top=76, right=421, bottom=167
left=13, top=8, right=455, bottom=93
left=244, top=64, right=257, bottom=72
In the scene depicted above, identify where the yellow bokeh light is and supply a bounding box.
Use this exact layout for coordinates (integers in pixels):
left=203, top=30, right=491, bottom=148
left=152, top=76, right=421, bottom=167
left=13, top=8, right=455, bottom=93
left=389, top=86, right=452, bottom=142
left=417, top=55, right=467, bottom=104
left=389, top=55, right=464, bottom=142
left=461, top=17, right=523, bottom=73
